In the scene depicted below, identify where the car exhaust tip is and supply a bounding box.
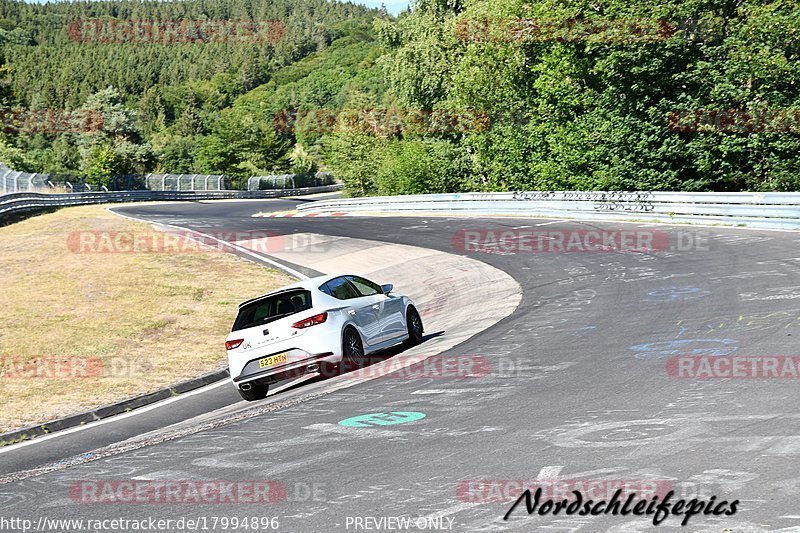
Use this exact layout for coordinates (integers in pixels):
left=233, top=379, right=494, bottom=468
left=305, top=363, right=320, bottom=374
left=241, top=382, right=252, bottom=391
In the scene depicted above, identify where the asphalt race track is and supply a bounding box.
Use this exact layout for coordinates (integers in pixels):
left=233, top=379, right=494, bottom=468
left=2, top=197, right=800, bottom=532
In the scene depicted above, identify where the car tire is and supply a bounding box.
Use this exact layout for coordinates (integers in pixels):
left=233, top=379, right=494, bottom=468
left=404, top=306, right=424, bottom=346
left=238, top=382, right=269, bottom=401
left=341, top=326, right=366, bottom=370
left=319, top=361, right=340, bottom=379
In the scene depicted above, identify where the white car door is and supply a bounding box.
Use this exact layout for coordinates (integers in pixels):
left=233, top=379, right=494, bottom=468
left=379, top=292, right=407, bottom=340
left=324, top=276, right=382, bottom=346
left=347, top=276, right=405, bottom=343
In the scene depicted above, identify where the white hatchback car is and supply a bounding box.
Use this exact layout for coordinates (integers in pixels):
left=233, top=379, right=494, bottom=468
left=225, top=274, right=424, bottom=401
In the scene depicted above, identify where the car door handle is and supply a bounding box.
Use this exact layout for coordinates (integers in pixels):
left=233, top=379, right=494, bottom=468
left=348, top=310, right=357, bottom=316
left=372, top=304, right=380, bottom=310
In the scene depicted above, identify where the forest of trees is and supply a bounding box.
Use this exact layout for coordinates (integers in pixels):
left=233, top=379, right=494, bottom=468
left=0, top=0, right=385, bottom=188
left=1, top=0, right=799, bottom=193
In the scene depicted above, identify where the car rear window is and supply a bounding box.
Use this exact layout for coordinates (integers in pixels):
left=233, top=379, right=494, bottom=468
left=232, top=289, right=312, bottom=332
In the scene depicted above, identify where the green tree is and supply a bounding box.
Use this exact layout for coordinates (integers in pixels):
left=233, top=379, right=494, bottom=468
left=83, top=144, right=125, bottom=188
left=289, top=143, right=319, bottom=173
left=0, top=138, right=34, bottom=171
left=78, top=88, right=153, bottom=181
left=158, top=137, right=195, bottom=173
left=376, top=139, right=472, bottom=194
left=324, top=132, right=385, bottom=196
left=193, top=135, right=236, bottom=175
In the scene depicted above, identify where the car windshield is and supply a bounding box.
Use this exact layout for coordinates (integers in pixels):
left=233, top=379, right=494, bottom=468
left=232, top=289, right=312, bottom=331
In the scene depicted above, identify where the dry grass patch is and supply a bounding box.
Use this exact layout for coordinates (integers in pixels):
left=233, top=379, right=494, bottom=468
left=0, top=205, right=294, bottom=432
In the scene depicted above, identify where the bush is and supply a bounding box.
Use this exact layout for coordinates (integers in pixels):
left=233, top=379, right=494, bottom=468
left=375, top=139, right=473, bottom=195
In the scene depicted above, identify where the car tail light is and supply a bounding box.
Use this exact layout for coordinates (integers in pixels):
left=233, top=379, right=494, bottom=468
left=292, top=312, right=328, bottom=329
left=226, top=339, right=244, bottom=350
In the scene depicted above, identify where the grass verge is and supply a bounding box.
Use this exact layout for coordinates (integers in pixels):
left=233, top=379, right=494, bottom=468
left=0, top=205, right=294, bottom=433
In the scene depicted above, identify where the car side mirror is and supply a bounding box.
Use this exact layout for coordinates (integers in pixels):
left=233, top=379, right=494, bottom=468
left=381, top=284, right=393, bottom=294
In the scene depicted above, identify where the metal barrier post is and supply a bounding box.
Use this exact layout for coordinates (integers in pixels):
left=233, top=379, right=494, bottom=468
left=0, top=167, right=11, bottom=194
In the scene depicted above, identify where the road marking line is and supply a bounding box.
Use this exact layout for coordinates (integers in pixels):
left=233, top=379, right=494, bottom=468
left=303, top=423, right=407, bottom=437
left=536, top=466, right=564, bottom=479
left=411, top=389, right=473, bottom=395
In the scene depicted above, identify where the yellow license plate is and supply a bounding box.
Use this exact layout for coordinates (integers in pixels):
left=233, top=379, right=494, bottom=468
left=258, top=352, right=288, bottom=369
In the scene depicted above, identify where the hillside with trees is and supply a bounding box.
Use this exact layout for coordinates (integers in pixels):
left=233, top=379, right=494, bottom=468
left=1, top=0, right=799, bottom=193
left=0, top=0, right=384, bottom=187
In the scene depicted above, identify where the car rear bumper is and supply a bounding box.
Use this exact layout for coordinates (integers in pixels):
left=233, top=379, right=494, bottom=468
left=233, top=350, right=338, bottom=387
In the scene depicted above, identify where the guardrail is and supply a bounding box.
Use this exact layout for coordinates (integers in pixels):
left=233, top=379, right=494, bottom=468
left=0, top=185, right=343, bottom=222
left=295, top=190, right=800, bottom=230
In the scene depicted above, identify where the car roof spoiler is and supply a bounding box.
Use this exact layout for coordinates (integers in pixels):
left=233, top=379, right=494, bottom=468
left=238, top=287, right=308, bottom=308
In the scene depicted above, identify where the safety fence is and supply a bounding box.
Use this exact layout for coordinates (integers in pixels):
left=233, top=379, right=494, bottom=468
left=0, top=166, right=231, bottom=194
left=247, top=172, right=335, bottom=191
left=142, top=173, right=226, bottom=191
left=0, top=185, right=342, bottom=222
left=295, top=190, right=800, bottom=230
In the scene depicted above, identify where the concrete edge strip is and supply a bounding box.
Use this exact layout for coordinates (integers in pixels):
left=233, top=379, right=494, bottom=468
left=0, top=369, right=229, bottom=446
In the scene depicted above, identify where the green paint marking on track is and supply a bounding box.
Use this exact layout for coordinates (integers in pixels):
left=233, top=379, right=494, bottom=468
left=338, top=412, right=426, bottom=428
